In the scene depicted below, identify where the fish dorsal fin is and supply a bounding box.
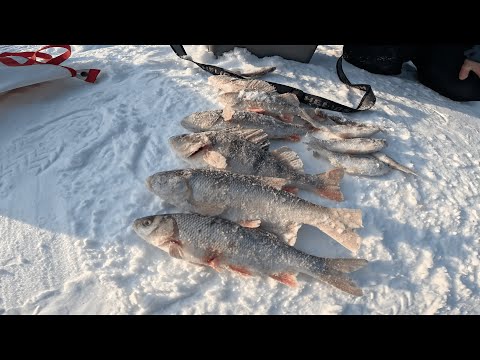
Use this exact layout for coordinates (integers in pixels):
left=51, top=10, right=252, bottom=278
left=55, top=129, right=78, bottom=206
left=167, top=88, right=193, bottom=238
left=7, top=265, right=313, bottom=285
left=225, top=128, right=270, bottom=150
left=169, top=241, right=184, bottom=259
left=222, top=106, right=235, bottom=121
left=271, top=146, right=304, bottom=173
left=244, top=79, right=277, bottom=92
left=278, top=93, right=300, bottom=106
left=203, top=150, right=228, bottom=169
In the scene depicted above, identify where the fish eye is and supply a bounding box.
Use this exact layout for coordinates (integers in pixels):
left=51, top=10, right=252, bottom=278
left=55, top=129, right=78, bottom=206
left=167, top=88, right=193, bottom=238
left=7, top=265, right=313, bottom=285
left=142, top=219, right=152, bottom=227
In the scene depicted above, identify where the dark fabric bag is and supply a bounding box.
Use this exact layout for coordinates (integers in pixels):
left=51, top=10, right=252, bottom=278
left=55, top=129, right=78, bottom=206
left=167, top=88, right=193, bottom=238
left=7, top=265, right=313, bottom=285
left=342, top=45, right=413, bottom=75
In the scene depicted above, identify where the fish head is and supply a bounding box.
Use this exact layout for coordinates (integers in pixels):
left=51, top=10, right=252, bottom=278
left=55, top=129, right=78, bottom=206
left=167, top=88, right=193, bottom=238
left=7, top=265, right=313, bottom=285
left=180, top=111, right=223, bottom=131
left=168, top=133, right=212, bottom=159
left=146, top=170, right=192, bottom=204
left=132, top=215, right=179, bottom=248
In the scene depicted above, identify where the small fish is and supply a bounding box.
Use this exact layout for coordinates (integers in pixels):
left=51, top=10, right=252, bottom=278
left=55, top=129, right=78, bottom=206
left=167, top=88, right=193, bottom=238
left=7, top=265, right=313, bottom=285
left=229, top=66, right=277, bottom=79
left=372, top=153, right=417, bottom=176
left=305, top=137, right=391, bottom=177
left=146, top=169, right=363, bottom=252
left=180, top=110, right=307, bottom=141
left=133, top=213, right=368, bottom=296
left=306, top=137, right=415, bottom=176
left=169, top=128, right=345, bottom=201
left=209, top=75, right=277, bottom=93
left=310, top=122, right=382, bottom=139
left=298, top=108, right=382, bottom=138
left=218, top=90, right=314, bottom=123
left=309, top=136, right=387, bottom=155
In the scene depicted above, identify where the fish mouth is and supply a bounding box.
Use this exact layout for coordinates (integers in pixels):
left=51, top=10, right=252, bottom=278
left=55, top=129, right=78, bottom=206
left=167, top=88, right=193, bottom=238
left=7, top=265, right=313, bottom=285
left=187, top=146, right=207, bottom=158
left=169, top=134, right=210, bottom=158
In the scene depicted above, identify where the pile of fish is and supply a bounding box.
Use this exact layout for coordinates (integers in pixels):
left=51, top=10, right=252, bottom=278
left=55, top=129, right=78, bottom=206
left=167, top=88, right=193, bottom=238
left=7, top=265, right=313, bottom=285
left=132, top=73, right=411, bottom=298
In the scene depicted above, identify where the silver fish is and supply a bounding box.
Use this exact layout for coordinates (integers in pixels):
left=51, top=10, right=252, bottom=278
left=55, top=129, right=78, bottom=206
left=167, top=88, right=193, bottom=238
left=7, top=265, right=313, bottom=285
left=146, top=169, right=363, bottom=252
left=209, top=75, right=277, bottom=93
left=297, top=108, right=382, bottom=138
left=309, top=137, right=387, bottom=154
left=180, top=110, right=307, bottom=141
left=169, top=128, right=345, bottom=201
left=305, top=137, right=391, bottom=177
left=218, top=91, right=314, bottom=123
left=310, top=122, right=382, bottom=139
left=229, top=66, right=276, bottom=78
left=133, top=213, right=368, bottom=296
left=372, top=153, right=417, bottom=176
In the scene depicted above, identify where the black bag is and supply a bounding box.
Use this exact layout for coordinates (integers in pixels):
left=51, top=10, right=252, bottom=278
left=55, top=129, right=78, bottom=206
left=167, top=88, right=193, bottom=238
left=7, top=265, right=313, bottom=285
left=343, top=45, right=410, bottom=75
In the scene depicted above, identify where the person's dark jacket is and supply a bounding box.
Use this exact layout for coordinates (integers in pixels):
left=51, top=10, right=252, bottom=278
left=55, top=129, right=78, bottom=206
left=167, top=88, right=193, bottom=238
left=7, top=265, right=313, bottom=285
left=465, top=45, right=480, bottom=62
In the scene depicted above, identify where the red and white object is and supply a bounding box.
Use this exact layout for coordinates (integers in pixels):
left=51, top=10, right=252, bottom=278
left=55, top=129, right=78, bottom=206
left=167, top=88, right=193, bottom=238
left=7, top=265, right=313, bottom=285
left=0, top=45, right=101, bottom=94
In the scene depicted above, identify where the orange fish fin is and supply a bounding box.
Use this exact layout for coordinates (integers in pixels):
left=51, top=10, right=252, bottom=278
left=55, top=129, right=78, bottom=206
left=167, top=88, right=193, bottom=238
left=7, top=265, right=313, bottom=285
left=168, top=241, right=184, bottom=259
left=238, top=219, right=261, bottom=228
left=228, top=265, right=252, bottom=277
left=270, top=273, right=298, bottom=287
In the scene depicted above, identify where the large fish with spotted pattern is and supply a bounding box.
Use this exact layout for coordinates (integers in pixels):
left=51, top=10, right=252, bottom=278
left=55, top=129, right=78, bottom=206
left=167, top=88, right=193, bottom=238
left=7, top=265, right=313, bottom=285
left=146, top=169, right=363, bottom=252
left=132, top=213, right=368, bottom=296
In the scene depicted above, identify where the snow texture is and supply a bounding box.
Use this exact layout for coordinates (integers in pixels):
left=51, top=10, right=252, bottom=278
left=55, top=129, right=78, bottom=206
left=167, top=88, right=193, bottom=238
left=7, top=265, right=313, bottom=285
left=0, top=45, right=479, bottom=314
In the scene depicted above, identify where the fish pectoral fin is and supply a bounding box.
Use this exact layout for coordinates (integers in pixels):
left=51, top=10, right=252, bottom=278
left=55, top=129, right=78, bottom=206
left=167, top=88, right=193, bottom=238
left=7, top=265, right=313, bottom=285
left=269, top=273, right=298, bottom=287
left=287, top=134, right=302, bottom=142
left=228, top=265, right=253, bottom=276
left=278, top=93, right=300, bottom=105
left=203, top=150, right=228, bottom=169
left=314, top=168, right=345, bottom=202
left=271, top=146, right=304, bottom=172
left=168, top=240, right=184, bottom=259
left=238, top=219, right=262, bottom=228
left=255, top=176, right=289, bottom=191
left=279, top=114, right=294, bottom=123
left=282, top=186, right=299, bottom=195
left=222, top=107, right=235, bottom=121
left=247, top=107, right=266, bottom=114
left=205, top=252, right=222, bottom=272
left=276, top=222, right=302, bottom=246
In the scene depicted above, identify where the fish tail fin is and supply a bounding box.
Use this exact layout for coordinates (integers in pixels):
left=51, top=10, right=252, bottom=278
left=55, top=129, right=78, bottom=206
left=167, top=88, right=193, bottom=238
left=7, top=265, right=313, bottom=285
left=311, top=168, right=344, bottom=202
left=308, top=207, right=363, bottom=252
left=303, top=257, right=368, bottom=297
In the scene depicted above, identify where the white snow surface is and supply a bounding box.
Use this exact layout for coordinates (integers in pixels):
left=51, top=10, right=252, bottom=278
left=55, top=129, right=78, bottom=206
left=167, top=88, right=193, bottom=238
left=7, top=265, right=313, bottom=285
left=1, top=45, right=479, bottom=315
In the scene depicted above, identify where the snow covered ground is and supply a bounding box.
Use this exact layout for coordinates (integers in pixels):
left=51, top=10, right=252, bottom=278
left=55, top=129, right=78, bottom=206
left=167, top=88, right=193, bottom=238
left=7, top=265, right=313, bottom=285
left=0, top=45, right=479, bottom=315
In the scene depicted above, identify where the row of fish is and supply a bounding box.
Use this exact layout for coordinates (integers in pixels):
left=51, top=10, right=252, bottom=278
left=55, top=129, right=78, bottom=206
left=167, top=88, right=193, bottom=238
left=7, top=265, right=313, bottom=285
left=132, top=74, right=379, bottom=297
left=134, top=169, right=367, bottom=296
left=204, top=75, right=416, bottom=177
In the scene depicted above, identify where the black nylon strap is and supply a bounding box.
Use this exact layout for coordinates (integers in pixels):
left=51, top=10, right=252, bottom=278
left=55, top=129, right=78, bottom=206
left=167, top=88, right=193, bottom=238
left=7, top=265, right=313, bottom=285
left=170, top=45, right=376, bottom=113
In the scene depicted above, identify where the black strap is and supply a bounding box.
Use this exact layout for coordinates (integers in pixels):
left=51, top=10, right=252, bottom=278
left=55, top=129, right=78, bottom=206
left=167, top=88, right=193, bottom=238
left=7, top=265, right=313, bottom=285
left=170, top=45, right=376, bottom=113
